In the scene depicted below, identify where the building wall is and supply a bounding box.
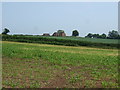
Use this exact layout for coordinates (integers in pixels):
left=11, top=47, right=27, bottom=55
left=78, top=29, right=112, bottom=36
left=61, top=32, right=66, bottom=36
left=52, top=32, right=66, bottom=37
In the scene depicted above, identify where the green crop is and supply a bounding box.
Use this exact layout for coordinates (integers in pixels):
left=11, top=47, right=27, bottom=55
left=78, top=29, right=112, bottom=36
left=2, top=41, right=119, bottom=88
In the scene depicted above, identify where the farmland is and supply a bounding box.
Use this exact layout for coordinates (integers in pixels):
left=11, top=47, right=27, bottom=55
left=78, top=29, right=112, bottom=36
left=2, top=35, right=119, bottom=49
left=45, top=36, right=118, bottom=44
left=2, top=41, right=119, bottom=88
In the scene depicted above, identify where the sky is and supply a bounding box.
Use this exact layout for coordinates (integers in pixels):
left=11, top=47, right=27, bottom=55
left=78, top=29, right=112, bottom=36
left=2, top=2, right=118, bottom=37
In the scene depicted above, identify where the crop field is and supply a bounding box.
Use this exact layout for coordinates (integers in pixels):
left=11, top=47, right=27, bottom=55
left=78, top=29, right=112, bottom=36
left=2, top=41, right=119, bottom=88
left=44, top=36, right=118, bottom=44
left=2, top=35, right=119, bottom=49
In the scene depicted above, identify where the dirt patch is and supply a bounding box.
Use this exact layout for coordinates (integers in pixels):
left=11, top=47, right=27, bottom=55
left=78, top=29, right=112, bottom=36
left=2, top=57, right=118, bottom=88
left=41, top=71, right=68, bottom=88
left=42, top=75, right=67, bottom=88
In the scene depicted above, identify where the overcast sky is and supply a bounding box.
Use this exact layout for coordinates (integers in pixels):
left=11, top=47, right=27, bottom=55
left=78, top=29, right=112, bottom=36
left=2, top=2, right=118, bottom=37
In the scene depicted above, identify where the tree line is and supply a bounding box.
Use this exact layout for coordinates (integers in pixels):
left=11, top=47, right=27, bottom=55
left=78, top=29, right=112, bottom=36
left=85, top=30, right=120, bottom=39
left=1, top=28, right=120, bottom=39
left=72, top=30, right=120, bottom=39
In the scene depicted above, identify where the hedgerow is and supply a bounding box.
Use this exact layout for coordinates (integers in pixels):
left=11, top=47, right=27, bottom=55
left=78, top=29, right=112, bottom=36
left=1, top=35, right=119, bottom=49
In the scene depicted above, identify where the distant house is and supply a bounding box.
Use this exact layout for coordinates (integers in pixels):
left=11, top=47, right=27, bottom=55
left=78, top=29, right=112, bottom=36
left=52, top=30, right=66, bottom=37
left=42, top=33, right=50, bottom=36
left=52, top=32, right=59, bottom=36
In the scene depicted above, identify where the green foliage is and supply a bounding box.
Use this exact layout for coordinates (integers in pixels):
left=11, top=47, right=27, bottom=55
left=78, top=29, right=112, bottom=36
left=2, top=28, right=10, bottom=35
left=69, top=75, right=82, bottom=83
left=2, top=35, right=119, bottom=49
left=92, top=34, right=100, bottom=38
left=57, top=30, right=64, bottom=33
left=100, top=33, right=107, bottom=39
left=85, top=33, right=107, bottom=39
left=85, top=30, right=119, bottom=39
left=85, top=33, right=93, bottom=38
left=72, top=30, right=79, bottom=36
left=108, top=30, right=120, bottom=39
left=2, top=41, right=118, bottom=88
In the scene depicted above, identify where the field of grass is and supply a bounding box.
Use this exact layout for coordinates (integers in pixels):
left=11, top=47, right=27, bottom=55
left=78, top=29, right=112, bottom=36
left=2, top=35, right=119, bottom=49
left=2, top=41, right=119, bottom=88
left=43, top=36, right=118, bottom=44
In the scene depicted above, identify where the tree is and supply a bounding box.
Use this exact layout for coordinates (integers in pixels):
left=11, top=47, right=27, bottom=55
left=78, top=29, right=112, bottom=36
left=92, top=34, right=100, bottom=38
left=57, top=30, right=64, bottom=33
left=2, top=28, right=10, bottom=35
left=85, top=33, right=93, bottom=38
left=100, top=33, right=106, bottom=39
left=72, top=30, right=79, bottom=36
left=108, top=30, right=119, bottom=39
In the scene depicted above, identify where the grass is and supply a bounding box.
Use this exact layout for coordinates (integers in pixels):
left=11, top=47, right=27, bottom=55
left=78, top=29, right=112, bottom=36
left=43, top=36, right=118, bottom=44
left=2, top=41, right=119, bottom=88
left=2, top=35, right=119, bottom=49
